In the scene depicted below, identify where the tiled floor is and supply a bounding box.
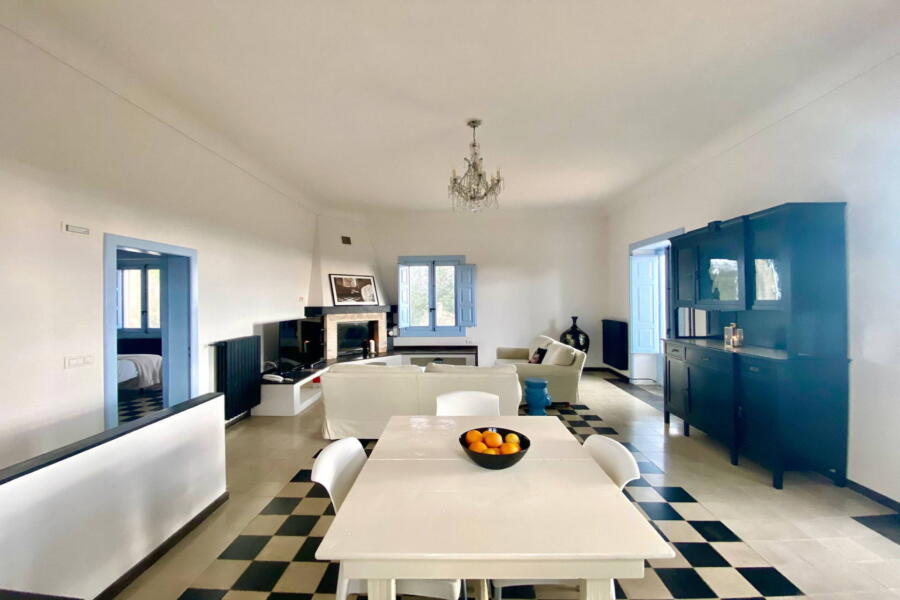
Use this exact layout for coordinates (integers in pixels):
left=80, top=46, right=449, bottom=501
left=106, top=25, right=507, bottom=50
left=118, top=388, right=164, bottom=423
left=116, top=372, right=899, bottom=600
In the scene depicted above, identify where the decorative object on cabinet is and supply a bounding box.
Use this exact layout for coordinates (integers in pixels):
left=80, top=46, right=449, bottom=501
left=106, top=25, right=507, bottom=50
left=560, top=316, right=590, bottom=352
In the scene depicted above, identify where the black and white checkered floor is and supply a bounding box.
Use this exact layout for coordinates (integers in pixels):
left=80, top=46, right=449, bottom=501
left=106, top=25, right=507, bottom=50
left=178, top=404, right=808, bottom=600
left=118, top=389, right=164, bottom=423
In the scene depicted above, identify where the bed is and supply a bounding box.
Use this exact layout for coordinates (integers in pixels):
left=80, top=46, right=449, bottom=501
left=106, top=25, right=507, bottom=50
left=117, top=354, right=162, bottom=389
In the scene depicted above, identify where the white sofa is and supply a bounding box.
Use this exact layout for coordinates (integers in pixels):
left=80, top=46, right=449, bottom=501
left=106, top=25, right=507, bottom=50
left=320, top=363, right=522, bottom=439
left=495, top=335, right=587, bottom=404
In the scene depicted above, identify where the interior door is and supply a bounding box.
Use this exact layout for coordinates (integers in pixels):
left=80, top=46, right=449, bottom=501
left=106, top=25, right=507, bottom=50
left=631, top=254, right=660, bottom=355
left=161, top=254, right=191, bottom=406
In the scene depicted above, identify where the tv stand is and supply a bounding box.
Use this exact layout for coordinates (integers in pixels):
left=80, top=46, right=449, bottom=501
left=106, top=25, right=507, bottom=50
left=254, top=369, right=324, bottom=417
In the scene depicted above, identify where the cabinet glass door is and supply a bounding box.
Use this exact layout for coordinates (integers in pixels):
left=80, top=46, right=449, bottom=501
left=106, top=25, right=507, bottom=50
left=748, top=212, right=787, bottom=309
left=697, top=221, right=744, bottom=309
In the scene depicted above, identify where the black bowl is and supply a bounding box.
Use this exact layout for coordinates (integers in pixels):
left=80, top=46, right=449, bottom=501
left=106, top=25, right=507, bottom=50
left=458, top=427, right=531, bottom=470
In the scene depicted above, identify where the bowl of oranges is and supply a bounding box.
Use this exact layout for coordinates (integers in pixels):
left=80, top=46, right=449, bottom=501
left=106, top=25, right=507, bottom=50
left=459, top=427, right=530, bottom=469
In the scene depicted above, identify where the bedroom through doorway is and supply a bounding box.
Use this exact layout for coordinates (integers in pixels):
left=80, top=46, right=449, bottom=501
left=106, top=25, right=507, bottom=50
left=103, top=235, right=198, bottom=428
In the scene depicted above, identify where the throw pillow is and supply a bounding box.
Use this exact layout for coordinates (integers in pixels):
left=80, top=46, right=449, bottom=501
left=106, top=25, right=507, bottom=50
left=544, top=343, right=576, bottom=366
left=528, top=347, right=547, bottom=364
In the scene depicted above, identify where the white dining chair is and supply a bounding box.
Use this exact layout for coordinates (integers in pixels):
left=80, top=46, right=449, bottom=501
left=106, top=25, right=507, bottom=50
left=435, top=390, right=501, bottom=416
left=491, top=435, right=638, bottom=600
left=312, top=438, right=462, bottom=600
left=582, top=433, right=641, bottom=490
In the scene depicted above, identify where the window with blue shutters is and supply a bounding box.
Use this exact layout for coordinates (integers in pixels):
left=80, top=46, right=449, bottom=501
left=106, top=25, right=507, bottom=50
left=397, top=255, right=476, bottom=336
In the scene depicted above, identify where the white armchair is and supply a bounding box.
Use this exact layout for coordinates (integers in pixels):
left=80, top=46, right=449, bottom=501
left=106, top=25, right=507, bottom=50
left=495, top=335, right=587, bottom=404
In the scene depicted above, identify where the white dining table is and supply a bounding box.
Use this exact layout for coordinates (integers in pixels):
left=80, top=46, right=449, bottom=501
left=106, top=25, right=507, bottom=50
left=316, top=415, right=673, bottom=600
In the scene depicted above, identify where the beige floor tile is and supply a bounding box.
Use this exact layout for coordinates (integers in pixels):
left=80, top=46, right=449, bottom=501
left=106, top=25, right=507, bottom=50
left=280, top=481, right=315, bottom=497
left=191, top=559, right=251, bottom=589
left=617, top=567, right=673, bottom=599
left=625, top=487, right=666, bottom=502
left=669, top=501, right=715, bottom=521
left=273, top=561, right=330, bottom=593
left=242, top=514, right=289, bottom=535
left=654, top=520, right=706, bottom=543
left=857, top=560, right=900, bottom=589
left=310, top=514, right=334, bottom=536
left=257, top=535, right=307, bottom=561
left=697, top=566, right=760, bottom=598
left=223, top=592, right=270, bottom=600
left=293, top=497, right=332, bottom=515
left=709, top=541, right=770, bottom=567
left=818, top=536, right=886, bottom=562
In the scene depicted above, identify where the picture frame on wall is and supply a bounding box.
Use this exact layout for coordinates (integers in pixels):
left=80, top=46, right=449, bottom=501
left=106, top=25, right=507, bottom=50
left=329, top=274, right=379, bottom=306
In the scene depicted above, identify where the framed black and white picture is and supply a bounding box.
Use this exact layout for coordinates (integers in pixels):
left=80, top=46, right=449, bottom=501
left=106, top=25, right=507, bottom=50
left=329, top=274, right=379, bottom=306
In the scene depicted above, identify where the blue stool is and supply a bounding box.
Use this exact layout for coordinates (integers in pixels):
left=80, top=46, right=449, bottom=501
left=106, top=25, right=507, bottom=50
left=524, top=377, right=552, bottom=415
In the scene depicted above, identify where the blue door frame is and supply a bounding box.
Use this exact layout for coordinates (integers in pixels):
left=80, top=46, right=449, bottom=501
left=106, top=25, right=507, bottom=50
left=103, top=234, right=199, bottom=428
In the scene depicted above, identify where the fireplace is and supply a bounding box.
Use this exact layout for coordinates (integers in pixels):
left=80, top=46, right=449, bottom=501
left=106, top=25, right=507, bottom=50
left=336, top=321, right=377, bottom=357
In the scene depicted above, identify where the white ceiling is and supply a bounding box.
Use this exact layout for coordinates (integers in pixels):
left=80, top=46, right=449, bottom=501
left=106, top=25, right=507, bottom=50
left=5, top=1, right=900, bottom=211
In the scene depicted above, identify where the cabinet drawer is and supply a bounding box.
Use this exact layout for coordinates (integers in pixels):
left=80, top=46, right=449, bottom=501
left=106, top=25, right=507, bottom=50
left=666, top=344, right=686, bottom=359
left=686, top=347, right=733, bottom=371
left=738, top=356, right=780, bottom=379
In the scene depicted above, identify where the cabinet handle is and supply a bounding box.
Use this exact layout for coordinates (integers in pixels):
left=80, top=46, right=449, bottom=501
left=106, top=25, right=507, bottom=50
left=702, top=356, right=710, bottom=361
left=749, top=366, right=760, bottom=373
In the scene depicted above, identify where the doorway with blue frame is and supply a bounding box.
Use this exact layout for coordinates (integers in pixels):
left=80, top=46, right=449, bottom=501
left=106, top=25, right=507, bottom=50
left=103, top=234, right=198, bottom=428
left=628, top=228, right=684, bottom=390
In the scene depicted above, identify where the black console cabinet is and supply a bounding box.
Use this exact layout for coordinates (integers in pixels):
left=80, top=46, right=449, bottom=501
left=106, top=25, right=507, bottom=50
left=664, top=202, right=848, bottom=489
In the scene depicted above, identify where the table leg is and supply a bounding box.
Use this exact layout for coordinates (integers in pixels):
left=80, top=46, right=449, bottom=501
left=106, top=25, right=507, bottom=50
left=368, top=579, right=396, bottom=600
left=579, top=579, right=614, bottom=600
left=473, top=578, right=490, bottom=600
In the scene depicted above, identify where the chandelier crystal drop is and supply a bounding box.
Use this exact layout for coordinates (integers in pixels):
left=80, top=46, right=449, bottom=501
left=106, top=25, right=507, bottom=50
left=449, top=119, right=503, bottom=212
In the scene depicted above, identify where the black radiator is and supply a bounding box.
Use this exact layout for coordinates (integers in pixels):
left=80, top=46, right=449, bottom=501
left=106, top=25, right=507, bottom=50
left=215, top=335, right=261, bottom=419
left=602, top=319, right=629, bottom=371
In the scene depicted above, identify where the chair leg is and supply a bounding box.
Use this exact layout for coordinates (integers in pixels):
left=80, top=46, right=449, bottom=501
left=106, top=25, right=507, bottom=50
left=335, top=562, right=350, bottom=600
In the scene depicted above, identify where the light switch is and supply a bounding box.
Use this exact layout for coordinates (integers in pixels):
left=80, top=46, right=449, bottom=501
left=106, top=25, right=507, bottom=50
left=64, top=354, right=94, bottom=369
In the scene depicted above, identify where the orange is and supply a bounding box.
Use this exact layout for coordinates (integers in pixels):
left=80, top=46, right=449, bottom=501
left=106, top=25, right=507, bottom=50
left=468, top=441, right=487, bottom=453
left=483, top=448, right=499, bottom=455
left=483, top=431, right=503, bottom=448
left=499, top=442, right=520, bottom=455
left=465, top=430, right=484, bottom=445
left=504, top=433, right=520, bottom=444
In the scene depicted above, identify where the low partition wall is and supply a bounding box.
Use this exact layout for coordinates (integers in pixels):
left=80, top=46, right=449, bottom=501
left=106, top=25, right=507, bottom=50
left=0, top=394, right=227, bottom=599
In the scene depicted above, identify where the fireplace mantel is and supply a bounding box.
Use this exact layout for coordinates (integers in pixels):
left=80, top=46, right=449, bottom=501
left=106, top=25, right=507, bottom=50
left=305, top=305, right=390, bottom=317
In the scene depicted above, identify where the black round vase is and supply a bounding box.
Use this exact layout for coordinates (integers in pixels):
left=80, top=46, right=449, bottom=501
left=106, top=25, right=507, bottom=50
left=560, top=316, right=590, bottom=352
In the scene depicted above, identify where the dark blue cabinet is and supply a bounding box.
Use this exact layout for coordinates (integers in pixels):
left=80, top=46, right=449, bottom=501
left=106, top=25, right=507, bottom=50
left=665, top=202, right=848, bottom=489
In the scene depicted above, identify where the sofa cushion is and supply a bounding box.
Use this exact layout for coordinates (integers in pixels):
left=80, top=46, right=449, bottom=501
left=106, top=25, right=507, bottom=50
left=543, top=342, right=577, bottom=366
left=327, top=363, right=422, bottom=374
left=528, top=335, right=555, bottom=358
left=425, top=363, right=517, bottom=375
left=528, top=347, right=547, bottom=364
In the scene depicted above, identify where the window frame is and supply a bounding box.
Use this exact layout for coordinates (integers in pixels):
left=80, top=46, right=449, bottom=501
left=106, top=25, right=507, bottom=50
left=117, top=263, right=161, bottom=337
left=397, top=255, right=468, bottom=337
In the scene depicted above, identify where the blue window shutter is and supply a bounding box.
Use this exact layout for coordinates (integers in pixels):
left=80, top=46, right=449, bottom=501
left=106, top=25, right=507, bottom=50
left=398, top=265, right=410, bottom=329
left=456, top=264, right=477, bottom=327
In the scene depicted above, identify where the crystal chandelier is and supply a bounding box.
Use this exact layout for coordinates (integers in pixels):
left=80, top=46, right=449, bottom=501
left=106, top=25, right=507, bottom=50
left=449, top=119, right=503, bottom=212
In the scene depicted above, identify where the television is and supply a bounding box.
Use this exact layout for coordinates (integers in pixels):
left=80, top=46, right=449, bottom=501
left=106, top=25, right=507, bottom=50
left=277, top=318, right=323, bottom=369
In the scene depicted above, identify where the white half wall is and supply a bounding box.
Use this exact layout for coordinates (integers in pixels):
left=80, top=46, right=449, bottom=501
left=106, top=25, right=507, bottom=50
left=0, top=27, right=316, bottom=468
left=366, top=208, right=608, bottom=367
left=0, top=396, right=226, bottom=598
left=604, top=54, right=900, bottom=500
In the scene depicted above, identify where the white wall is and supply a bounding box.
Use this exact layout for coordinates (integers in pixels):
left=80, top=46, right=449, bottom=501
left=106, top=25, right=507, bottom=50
left=603, top=55, right=900, bottom=500
left=366, top=208, right=608, bottom=367
left=0, top=27, right=316, bottom=468
left=309, top=213, right=386, bottom=307
left=0, top=397, right=226, bottom=598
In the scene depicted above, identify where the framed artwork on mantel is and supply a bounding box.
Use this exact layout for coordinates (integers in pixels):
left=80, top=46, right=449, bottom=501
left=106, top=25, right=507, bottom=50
left=329, top=274, right=379, bottom=306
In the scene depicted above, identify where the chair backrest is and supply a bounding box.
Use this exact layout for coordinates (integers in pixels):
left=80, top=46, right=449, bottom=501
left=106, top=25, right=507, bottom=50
left=583, top=434, right=640, bottom=490
left=311, top=438, right=367, bottom=511
left=435, top=390, right=501, bottom=416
